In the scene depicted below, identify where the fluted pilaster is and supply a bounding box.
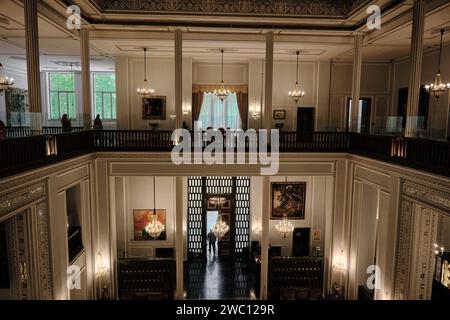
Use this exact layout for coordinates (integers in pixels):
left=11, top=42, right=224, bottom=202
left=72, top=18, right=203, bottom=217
left=24, top=0, right=42, bottom=132
left=405, top=0, right=425, bottom=137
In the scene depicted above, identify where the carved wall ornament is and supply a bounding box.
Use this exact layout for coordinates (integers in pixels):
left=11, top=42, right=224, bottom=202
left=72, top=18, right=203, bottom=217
left=0, top=182, right=46, bottom=219
left=92, top=0, right=370, bottom=17
left=402, top=180, right=450, bottom=214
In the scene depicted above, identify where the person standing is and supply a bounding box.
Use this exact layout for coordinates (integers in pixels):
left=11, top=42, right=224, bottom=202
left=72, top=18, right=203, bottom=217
left=207, top=229, right=217, bottom=255
left=93, top=115, right=103, bottom=130
left=61, top=114, right=72, bottom=132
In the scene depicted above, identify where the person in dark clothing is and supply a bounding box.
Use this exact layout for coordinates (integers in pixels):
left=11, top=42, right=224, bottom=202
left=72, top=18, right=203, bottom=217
left=61, top=114, right=72, bottom=132
left=0, top=120, right=6, bottom=139
left=93, top=115, right=103, bottom=130
left=207, top=229, right=217, bottom=255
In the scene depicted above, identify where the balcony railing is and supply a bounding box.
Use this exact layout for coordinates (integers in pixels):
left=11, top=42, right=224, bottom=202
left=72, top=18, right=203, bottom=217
left=5, top=126, right=84, bottom=138
left=0, top=130, right=449, bottom=178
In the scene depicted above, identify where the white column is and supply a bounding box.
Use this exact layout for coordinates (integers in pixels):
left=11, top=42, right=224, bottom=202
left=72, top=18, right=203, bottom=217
left=24, top=0, right=42, bottom=133
left=260, top=177, right=270, bottom=299
left=350, top=34, right=363, bottom=132
left=175, top=177, right=184, bottom=299
left=175, top=29, right=183, bottom=131
left=405, top=0, right=425, bottom=137
left=81, top=27, right=92, bottom=129
left=263, top=32, right=274, bottom=132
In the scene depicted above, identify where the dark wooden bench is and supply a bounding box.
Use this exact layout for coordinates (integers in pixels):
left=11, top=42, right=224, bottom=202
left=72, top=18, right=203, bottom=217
left=117, top=258, right=175, bottom=300
left=269, top=257, right=323, bottom=300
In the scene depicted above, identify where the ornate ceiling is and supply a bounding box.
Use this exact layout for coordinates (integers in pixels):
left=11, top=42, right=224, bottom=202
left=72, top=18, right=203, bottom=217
left=91, top=0, right=371, bottom=18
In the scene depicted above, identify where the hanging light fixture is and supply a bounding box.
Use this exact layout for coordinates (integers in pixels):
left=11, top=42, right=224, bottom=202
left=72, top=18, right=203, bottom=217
left=288, top=51, right=306, bottom=104
left=0, top=62, right=14, bottom=94
left=211, top=197, right=230, bottom=239
left=425, top=29, right=450, bottom=99
left=145, top=177, right=165, bottom=239
left=275, top=214, right=294, bottom=239
left=214, top=49, right=231, bottom=101
left=137, top=48, right=155, bottom=98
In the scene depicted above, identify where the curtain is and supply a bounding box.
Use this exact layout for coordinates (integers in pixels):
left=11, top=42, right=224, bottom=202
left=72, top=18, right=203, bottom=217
left=192, top=91, right=204, bottom=123
left=198, top=93, right=242, bottom=130
left=236, top=92, right=248, bottom=130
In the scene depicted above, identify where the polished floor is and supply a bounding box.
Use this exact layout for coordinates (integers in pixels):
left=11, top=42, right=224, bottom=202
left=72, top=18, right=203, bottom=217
left=185, top=249, right=259, bottom=300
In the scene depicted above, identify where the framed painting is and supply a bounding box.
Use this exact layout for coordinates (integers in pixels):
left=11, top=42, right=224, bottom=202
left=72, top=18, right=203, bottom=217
left=133, top=209, right=167, bottom=241
left=142, top=96, right=166, bottom=120
left=273, top=110, right=286, bottom=120
left=271, top=182, right=306, bottom=219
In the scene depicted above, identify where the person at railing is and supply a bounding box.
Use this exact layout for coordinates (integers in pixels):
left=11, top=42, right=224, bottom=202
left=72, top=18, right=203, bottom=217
left=0, top=120, right=6, bottom=139
left=93, top=115, right=103, bottom=130
left=61, top=114, right=72, bottom=133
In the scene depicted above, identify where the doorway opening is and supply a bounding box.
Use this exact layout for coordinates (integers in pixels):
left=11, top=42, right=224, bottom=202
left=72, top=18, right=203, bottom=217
left=347, top=97, right=372, bottom=133
left=185, top=176, right=258, bottom=300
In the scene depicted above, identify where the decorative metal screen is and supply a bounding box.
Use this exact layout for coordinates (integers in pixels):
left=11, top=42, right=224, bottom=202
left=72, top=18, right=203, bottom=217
left=205, top=176, right=233, bottom=195
left=187, top=177, right=203, bottom=255
left=235, top=177, right=250, bottom=253
left=187, top=176, right=250, bottom=255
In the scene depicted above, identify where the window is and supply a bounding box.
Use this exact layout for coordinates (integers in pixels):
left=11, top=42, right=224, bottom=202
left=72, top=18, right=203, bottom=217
left=48, top=73, right=76, bottom=120
left=198, top=93, right=242, bottom=130
left=93, top=73, right=116, bottom=120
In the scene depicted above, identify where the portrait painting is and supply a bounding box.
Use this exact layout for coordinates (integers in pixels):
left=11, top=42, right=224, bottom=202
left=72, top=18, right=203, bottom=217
left=133, top=209, right=167, bottom=241
left=271, top=182, right=306, bottom=219
left=273, top=110, right=286, bottom=120
left=142, top=96, right=166, bottom=120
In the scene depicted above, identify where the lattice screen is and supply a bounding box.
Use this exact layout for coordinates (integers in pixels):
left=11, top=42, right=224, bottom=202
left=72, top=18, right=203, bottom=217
left=187, top=176, right=250, bottom=255
left=187, top=177, right=203, bottom=255
left=235, top=177, right=250, bottom=253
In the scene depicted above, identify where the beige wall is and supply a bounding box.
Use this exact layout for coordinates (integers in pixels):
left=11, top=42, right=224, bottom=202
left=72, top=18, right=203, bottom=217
left=391, top=44, right=450, bottom=139
left=330, top=61, right=391, bottom=133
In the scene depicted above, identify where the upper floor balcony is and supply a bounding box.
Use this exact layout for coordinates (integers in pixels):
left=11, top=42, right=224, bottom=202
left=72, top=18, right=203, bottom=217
left=0, top=128, right=448, bottom=179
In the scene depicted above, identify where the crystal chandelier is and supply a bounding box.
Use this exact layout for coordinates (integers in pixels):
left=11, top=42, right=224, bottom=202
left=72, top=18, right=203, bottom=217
left=425, top=29, right=450, bottom=99
left=0, top=62, right=14, bottom=93
left=145, top=177, right=165, bottom=239
left=210, top=197, right=230, bottom=239
left=288, top=51, right=306, bottom=104
left=214, top=49, right=231, bottom=101
left=137, top=48, right=155, bottom=98
left=275, top=214, right=294, bottom=238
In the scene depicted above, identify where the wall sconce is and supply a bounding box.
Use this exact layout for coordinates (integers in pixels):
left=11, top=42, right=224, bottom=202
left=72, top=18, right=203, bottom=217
left=182, top=97, right=191, bottom=116
left=252, top=225, right=262, bottom=235
left=46, top=135, right=58, bottom=156
left=96, top=251, right=110, bottom=300
left=169, top=114, right=177, bottom=120
left=249, top=99, right=261, bottom=120
left=332, top=249, right=347, bottom=273
left=434, top=243, right=445, bottom=256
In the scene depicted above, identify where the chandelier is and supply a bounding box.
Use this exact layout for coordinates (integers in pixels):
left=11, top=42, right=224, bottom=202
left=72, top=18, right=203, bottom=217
left=145, top=177, right=165, bottom=239
left=288, top=51, right=306, bottom=104
left=275, top=214, right=294, bottom=238
left=137, top=48, right=155, bottom=98
left=425, top=29, right=450, bottom=99
left=210, top=197, right=230, bottom=239
left=0, top=62, right=14, bottom=93
left=214, top=49, right=231, bottom=101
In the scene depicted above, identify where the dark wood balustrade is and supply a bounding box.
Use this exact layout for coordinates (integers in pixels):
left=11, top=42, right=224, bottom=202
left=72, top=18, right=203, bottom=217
left=5, top=126, right=84, bottom=138
left=0, top=130, right=449, bottom=178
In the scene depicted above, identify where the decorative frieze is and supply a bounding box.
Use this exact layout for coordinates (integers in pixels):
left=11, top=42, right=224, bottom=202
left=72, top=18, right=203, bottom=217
left=93, top=0, right=369, bottom=17
left=402, top=180, right=450, bottom=214
left=394, top=200, right=413, bottom=300
left=0, top=182, right=46, bottom=219
left=36, top=202, right=53, bottom=300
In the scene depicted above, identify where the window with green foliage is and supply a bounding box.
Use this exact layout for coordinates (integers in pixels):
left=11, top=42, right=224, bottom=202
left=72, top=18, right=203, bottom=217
left=48, top=73, right=77, bottom=120
left=93, top=73, right=116, bottom=120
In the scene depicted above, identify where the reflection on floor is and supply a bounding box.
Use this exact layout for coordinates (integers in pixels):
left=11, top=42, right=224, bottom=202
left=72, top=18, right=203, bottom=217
left=185, top=252, right=259, bottom=300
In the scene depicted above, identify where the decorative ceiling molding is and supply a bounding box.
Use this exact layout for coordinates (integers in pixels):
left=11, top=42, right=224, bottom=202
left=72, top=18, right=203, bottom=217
left=91, top=0, right=371, bottom=18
